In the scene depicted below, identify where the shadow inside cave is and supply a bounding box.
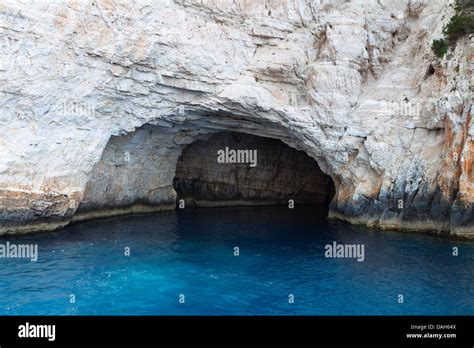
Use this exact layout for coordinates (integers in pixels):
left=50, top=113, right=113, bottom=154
left=173, top=132, right=335, bottom=212
left=75, top=126, right=336, bottom=221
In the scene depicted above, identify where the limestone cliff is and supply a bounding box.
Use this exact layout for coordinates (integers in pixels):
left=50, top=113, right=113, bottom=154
left=0, top=0, right=472, bottom=238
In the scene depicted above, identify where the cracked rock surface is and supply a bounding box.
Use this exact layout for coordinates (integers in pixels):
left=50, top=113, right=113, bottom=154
left=0, top=0, right=472, bottom=238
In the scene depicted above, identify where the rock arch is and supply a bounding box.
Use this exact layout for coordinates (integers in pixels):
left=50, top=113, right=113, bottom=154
left=74, top=119, right=337, bottom=221
left=0, top=1, right=471, bottom=238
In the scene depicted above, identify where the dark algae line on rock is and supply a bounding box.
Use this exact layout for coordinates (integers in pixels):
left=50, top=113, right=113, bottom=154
left=0, top=0, right=472, bottom=239
left=0, top=2, right=473, bottom=341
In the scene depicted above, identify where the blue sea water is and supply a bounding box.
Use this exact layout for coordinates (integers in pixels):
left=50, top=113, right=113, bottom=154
left=0, top=206, right=472, bottom=315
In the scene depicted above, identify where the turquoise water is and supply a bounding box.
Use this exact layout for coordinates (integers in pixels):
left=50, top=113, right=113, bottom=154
left=0, top=206, right=472, bottom=315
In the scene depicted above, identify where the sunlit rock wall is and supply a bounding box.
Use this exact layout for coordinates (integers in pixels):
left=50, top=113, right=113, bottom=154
left=0, top=0, right=472, bottom=237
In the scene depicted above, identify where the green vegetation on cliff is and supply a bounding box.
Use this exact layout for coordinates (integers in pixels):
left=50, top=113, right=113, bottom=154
left=432, top=0, right=474, bottom=58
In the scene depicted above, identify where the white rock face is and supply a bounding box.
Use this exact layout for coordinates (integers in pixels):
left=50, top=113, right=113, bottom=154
left=0, top=0, right=472, bottom=237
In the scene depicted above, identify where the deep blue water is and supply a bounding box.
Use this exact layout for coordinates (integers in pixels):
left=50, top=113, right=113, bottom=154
left=0, top=206, right=472, bottom=315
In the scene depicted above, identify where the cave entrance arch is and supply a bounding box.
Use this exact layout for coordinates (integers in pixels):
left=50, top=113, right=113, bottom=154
left=173, top=132, right=335, bottom=210
left=75, top=125, right=336, bottom=221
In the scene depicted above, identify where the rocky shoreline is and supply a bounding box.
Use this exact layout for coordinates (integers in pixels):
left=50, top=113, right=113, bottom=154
left=0, top=0, right=472, bottom=239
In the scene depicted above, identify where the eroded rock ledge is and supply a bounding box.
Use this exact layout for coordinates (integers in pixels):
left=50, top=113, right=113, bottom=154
left=0, top=0, right=472, bottom=238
